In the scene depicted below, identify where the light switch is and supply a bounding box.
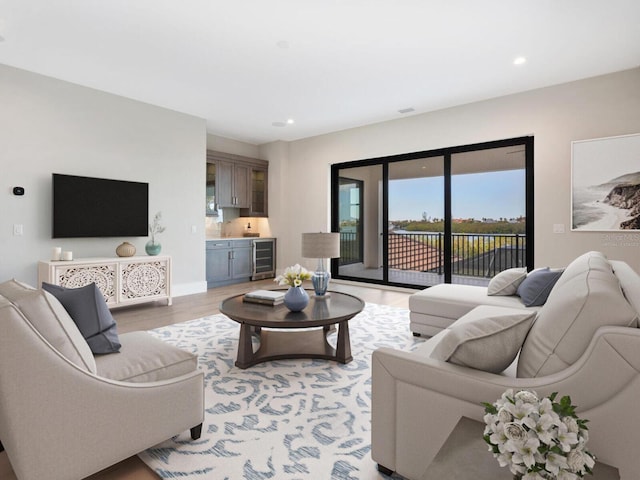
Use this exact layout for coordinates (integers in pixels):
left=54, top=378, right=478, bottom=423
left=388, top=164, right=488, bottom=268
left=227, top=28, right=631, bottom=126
left=13, top=224, right=23, bottom=236
left=553, top=224, right=565, bottom=234
left=191, top=225, right=197, bottom=234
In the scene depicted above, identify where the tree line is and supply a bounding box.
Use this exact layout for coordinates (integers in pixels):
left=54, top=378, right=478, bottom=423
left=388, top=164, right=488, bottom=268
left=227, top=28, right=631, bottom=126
left=393, top=219, right=525, bottom=235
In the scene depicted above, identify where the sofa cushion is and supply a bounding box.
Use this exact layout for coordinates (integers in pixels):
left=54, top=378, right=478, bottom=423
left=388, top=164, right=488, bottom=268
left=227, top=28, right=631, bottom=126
left=95, top=331, right=198, bottom=382
left=409, top=284, right=530, bottom=322
left=430, top=305, right=536, bottom=374
left=516, top=267, right=564, bottom=306
left=42, top=282, right=121, bottom=354
left=8, top=289, right=97, bottom=373
left=487, top=268, right=527, bottom=296
left=518, top=251, right=638, bottom=377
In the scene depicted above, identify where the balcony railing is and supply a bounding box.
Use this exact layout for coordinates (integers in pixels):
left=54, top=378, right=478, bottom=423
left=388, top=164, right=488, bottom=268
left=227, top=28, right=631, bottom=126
left=340, top=231, right=361, bottom=266
left=340, top=231, right=526, bottom=279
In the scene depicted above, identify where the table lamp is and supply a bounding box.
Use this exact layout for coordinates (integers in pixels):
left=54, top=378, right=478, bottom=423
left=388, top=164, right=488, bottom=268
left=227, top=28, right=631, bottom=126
left=301, top=232, right=340, bottom=297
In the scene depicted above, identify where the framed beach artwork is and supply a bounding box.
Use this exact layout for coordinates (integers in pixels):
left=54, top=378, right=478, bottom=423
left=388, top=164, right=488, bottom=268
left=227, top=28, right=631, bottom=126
left=571, top=133, right=640, bottom=231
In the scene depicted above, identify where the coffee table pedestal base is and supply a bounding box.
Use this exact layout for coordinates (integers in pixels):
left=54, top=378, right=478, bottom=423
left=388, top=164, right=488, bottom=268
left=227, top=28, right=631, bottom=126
left=235, top=321, right=352, bottom=369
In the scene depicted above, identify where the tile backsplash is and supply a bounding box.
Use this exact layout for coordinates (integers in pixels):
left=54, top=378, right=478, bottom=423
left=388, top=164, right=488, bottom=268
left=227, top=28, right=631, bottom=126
left=205, top=210, right=271, bottom=239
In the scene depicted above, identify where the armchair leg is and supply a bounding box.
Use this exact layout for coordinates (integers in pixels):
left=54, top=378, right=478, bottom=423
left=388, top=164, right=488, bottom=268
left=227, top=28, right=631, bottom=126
left=412, top=332, right=421, bottom=337
left=377, top=464, right=393, bottom=476
left=0, top=440, right=3, bottom=452
left=190, top=423, right=203, bottom=440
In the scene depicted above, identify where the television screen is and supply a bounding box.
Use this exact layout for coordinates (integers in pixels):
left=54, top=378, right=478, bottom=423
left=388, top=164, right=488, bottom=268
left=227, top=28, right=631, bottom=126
left=52, top=173, right=149, bottom=238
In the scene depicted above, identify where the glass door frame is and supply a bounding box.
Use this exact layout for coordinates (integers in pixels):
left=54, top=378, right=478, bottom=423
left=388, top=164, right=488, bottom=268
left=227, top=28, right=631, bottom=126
left=338, top=176, right=365, bottom=266
left=330, top=136, right=534, bottom=288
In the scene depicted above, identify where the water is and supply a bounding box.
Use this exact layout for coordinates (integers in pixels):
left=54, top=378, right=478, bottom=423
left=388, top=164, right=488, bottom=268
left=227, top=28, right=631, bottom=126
left=572, top=186, right=609, bottom=228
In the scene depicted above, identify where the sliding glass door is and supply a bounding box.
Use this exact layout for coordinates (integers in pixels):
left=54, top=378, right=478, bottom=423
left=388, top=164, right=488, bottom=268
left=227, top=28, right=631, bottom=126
left=335, top=164, right=383, bottom=282
left=450, top=146, right=527, bottom=283
left=387, top=156, right=444, bottom=286
left=331, top=137, right=533, bottom=289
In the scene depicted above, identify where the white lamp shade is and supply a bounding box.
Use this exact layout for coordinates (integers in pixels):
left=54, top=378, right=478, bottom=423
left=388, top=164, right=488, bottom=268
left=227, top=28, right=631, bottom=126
left=301, top=232, right=340, bottom=258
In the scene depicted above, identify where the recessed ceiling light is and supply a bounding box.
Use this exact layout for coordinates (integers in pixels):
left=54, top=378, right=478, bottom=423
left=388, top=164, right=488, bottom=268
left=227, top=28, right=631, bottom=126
left=286, top=118, right=295, bottom=125
left=398, top=107, right=415, bottom=114
left=513, top=56, right=527, bottom=66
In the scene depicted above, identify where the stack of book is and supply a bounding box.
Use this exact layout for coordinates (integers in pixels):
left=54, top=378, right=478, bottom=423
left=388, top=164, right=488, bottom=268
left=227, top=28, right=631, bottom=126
left=243, top=290, right=285, bottom=306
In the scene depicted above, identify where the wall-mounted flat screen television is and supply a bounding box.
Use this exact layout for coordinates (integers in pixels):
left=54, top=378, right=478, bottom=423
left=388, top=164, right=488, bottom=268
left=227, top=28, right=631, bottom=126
left=52, top=173, right=149, bottom=238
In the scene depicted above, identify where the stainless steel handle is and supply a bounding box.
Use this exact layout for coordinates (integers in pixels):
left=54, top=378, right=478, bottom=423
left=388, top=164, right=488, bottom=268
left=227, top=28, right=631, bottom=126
left=252, top=241, right=257, bottom=277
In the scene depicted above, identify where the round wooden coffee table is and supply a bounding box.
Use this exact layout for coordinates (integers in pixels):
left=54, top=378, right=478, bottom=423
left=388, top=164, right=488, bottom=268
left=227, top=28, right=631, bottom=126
left=220, top=290, right=365, bottom=369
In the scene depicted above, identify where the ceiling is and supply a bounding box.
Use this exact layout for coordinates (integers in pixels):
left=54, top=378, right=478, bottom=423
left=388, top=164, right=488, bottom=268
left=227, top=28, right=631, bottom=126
left=0, top=1, right=639, bottom=145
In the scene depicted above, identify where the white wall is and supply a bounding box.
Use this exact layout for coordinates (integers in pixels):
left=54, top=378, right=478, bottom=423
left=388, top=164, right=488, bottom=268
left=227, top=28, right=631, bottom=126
left=261, top=68, right=640, bottom=274
left=5, top=63, right=637, bottom=294
left=206, top=133, right=260, bottom=159
left=0, top=64, right=207, bottom=295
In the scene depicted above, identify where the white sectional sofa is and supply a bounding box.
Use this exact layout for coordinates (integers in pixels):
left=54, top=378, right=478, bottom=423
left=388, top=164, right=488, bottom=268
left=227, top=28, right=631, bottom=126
left=409, top=281, right=538, bottom=337
left=372, top=251, right=640, bottom=479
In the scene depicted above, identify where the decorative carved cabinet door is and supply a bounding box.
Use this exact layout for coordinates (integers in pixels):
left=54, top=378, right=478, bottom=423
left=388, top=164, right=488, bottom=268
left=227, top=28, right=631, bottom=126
left=55, top=263, right=117, bottom=306
left=120, top=260, right=169, bottom=302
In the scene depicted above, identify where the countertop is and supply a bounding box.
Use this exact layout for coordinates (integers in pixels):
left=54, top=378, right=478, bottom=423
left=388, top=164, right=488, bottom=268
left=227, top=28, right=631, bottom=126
left=206, top=237, right=274, bottom=241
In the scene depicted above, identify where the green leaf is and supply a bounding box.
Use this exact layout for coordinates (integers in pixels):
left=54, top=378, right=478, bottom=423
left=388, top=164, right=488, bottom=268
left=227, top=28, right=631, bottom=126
left=482, top=402, right=498, bottom=414
left=549, top=445, right=563, bottom=455
left=577, top=419, right=590, bottom=430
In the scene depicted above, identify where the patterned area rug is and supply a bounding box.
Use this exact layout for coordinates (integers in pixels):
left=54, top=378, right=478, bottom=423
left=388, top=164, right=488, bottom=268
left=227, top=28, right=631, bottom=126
left=138, top=302, right=423, bottom=479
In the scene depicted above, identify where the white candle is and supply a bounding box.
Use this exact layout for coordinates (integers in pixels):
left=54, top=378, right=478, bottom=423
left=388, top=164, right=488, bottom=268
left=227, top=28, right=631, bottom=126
left=51, top=247, right=62, bottom=261
left=62, top=251, right=73, bottom=261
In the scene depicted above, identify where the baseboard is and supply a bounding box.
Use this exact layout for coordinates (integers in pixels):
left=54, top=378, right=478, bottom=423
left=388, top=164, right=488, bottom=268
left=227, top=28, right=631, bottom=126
left=332, top=278, right=419, bottom=293
left=172, top=281, right=207, bottom=298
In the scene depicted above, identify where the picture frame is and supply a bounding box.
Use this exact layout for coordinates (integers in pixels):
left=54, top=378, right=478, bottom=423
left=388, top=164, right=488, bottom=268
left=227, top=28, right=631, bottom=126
left=571, top=133, right=640, bottom=231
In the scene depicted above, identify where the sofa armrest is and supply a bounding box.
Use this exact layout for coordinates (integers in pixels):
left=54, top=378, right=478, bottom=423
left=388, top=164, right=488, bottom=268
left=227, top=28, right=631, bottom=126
left=372, top=326, right=640, bottom=480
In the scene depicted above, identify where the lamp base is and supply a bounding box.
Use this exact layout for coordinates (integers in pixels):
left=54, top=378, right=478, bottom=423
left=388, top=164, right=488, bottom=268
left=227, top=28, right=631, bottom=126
left=312, top=291, right=331, bottom=298
left=311, top=269, right=331, bottom=297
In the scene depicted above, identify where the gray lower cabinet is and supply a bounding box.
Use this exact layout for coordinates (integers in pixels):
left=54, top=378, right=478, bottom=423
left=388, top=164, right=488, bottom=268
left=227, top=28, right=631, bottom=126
left=206, top=240, right=253, bottom=288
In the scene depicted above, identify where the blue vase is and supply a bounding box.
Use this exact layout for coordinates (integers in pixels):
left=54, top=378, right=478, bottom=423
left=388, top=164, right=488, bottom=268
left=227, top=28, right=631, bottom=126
left=283, top=286, right=309, bottom=312
left=145, top=241, right=162, bottom=256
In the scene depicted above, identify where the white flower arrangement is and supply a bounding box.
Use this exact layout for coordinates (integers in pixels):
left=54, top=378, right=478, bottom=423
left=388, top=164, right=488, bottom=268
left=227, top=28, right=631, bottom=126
left=274, top=264, right=312, bottom=287
left=483, top=389, right=595, bottom=480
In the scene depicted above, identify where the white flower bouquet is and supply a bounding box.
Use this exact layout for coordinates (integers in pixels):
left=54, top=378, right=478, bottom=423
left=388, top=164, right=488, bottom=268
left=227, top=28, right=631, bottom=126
left=483, top=389, right=595, bottom=480
left=274, top=264, right=312, bottom=287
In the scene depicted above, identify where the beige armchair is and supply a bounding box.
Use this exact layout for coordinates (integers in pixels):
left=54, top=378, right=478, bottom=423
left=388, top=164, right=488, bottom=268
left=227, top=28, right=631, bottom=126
left=0, top=282, right=204, bottom=480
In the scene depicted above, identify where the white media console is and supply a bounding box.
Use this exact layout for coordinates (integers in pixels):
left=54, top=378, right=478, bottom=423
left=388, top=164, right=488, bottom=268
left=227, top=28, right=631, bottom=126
left=38, top=255, right=172, bottom=308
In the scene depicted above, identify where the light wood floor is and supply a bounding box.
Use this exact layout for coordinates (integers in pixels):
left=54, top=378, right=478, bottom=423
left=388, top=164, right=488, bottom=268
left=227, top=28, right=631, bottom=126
left=0, top=280, right=413, bottom=480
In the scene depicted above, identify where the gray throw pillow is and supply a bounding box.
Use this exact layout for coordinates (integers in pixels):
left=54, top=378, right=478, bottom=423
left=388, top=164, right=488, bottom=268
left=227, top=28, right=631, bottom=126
left=516, top=268, right=564, bottom=307
left=42, top=282, right=121, bottom=354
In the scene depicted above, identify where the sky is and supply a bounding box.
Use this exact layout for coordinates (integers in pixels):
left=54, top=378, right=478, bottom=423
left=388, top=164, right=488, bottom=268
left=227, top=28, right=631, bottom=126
left=572, top=133, right=640, bottom=187
left=388, top=170, right=526, bottom=221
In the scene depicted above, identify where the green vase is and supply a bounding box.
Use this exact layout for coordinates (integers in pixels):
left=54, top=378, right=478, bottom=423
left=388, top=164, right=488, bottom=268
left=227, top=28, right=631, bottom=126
left=145, top=240, right=161, bottom=256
